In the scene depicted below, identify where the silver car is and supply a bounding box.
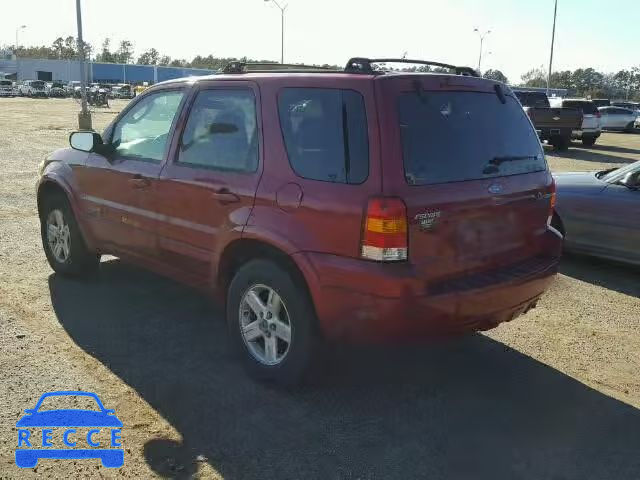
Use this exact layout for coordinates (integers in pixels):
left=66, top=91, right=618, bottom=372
left=598, top=107, right=637, bottom=132
left=553, top=161, right=640, bottom=265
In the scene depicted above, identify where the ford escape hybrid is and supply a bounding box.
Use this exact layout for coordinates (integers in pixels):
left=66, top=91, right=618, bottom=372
left=37, top=58, right=563, bottom=384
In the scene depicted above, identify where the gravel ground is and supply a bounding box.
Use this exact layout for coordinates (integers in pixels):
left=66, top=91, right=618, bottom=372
left=0, top=97, right=639, bottom=479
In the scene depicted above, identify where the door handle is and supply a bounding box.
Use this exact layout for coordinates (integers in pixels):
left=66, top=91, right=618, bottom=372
left=212, top=188, right=240, bottom=204
left=128, top=175, right=151, bottom=189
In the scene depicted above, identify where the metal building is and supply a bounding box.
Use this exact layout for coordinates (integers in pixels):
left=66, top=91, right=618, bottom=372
left=0, top=58, right=214, bottom=83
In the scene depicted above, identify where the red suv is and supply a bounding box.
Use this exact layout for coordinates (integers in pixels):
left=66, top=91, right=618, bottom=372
left=37, top=58, right=563, bottom=384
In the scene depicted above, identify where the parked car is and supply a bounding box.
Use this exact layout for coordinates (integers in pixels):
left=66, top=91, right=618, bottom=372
left=66, top=81, right=81, bottom=97
left=0, top=79, right=14, bottom=97
left=36, top=58, right=562, bottom=384
left=553, top=161, right=640, bottom=266
left=591, top=99, right=610, bottom=108
left=549, top=98, right=601, bottom=146
left=47, top=81, right=67, bottom=98
left=513, top=90, right=583, bottom=150
left=18, top=80, right=47, bottom=97
left=635, top=116, right=640, bottom=130
left=598, top=106, right=638, bottom=132
left=611, top=101, right=640, bottom=113
left=110, top=84, right=133, bottom=99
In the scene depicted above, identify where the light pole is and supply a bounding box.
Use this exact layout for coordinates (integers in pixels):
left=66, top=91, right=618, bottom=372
left=474, top=28, right=491, bottom=74
left=15, top=25, right=26, bottom=80
left=264, top=0, right=287, bottom=64
left=546, top=0, right=558, bottom=96
left=76, top=0, right=91, bottom=130
left=15, top=25, right=26, bottom=52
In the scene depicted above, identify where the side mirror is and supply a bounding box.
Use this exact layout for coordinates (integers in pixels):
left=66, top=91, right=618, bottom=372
left=69, top=131, right=102, bottom=152
left=621, top=171, right=640, bottom=189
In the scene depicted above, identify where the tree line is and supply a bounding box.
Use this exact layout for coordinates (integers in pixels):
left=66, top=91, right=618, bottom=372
left=3, top=36, right=639, bottom=100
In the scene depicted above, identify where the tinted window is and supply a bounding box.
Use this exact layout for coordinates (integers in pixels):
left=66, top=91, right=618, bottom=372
left=563, top=100, right=598, bottom=114
left=178, top=89, right=258, bottom=172
left=399, top=92, right=546, bottom=185
left=514, top=92, right=550, bottom=108
left=278, top=88, right=368, bottom=184
left=112, top=90, right=184, bottom=162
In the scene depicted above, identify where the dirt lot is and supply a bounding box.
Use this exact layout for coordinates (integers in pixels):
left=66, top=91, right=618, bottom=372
left=0, top=97, right=639, bottom=479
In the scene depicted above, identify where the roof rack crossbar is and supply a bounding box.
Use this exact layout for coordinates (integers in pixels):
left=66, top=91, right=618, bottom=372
left=344, top=57, right=479, bottom=77
left=222, top=62, right=338, bottom=74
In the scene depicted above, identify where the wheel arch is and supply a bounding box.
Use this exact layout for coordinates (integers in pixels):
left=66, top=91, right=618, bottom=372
left=217, top=238, right=317, bottom=315
left=37, top=178, right=95, bottom=251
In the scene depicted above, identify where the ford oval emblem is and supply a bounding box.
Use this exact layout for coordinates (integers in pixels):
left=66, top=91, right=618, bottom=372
left=488, top=183, right=503, bottom=194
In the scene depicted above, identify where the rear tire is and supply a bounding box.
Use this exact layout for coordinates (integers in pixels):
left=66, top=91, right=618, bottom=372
left=552, top=136, right=570, bottom=151
left=40, top=193, right=100, bottom=277
left=226, top=259, right=317, bottom=385
left=625, top=122, right=635, bottom=133
left=581, top=136, right=596, bottom=147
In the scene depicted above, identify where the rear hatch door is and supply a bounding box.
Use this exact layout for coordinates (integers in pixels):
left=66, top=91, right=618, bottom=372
left=376, top=75, right=554, bottom=285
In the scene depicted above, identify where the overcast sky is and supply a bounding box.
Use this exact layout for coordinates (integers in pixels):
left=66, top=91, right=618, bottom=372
left=3, top=0, right=638, bottom=83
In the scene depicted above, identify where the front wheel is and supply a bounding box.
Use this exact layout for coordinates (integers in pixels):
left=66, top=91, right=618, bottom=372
left=40, top=193, right=100, bottom=277
left=582, top=136, right=597, bottom=147
left=625, top=122, right=635, bottom=133
left=227, top=259, right=317, bottom=385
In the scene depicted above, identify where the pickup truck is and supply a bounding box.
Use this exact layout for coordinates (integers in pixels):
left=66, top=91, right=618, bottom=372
left=514, top=90, right=583, bottom=151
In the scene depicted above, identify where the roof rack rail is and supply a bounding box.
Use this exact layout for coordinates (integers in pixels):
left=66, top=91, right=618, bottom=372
left=222, top=62, right=338, bottom=74
left=344, top=57, right=479, bottom=77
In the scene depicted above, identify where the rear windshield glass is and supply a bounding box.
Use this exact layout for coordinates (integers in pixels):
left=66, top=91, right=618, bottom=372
left=514, top=91, right=549, bottom=108
left=563, top=100, right=597, bottom=114
left=278, top=88, right=368, bottom=184
left=399, top=91, right=546, bottom=185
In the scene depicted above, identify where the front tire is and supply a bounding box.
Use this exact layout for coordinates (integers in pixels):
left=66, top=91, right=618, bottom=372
left=40, top=193, right=99, bottom=277
left=581, top=136, right=596, bottom=147
left=227, top=259, right=317, bottom=385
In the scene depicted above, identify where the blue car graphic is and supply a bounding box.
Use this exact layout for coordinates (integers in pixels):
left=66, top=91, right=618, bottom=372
left=15, top=391, right=123, bottom=468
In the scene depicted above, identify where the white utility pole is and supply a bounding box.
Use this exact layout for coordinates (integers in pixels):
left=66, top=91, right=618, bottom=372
left=546, top=0, right=558, bottom=96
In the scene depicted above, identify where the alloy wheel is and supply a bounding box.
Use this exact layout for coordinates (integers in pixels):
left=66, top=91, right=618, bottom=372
left=239, top=284, right=292, bottom=366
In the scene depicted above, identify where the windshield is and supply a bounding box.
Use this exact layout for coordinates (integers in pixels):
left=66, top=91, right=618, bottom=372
left=399, top=91, right=546, bottom=185
left=601, top=161, right=640, bottom=183
left=514, top=91, right=550, bottom=108
left=563, top=100, right=598, bottom=114
left=0, top=80, right=11, bottom=86
left=32, top=81, right=45, bottom=88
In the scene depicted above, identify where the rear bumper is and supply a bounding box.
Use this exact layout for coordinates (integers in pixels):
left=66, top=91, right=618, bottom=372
left=296, top=230, right=562, bottom=343
left=537, top=127, right=574, bottom=140
left=571, top=129, right=601, bottom=139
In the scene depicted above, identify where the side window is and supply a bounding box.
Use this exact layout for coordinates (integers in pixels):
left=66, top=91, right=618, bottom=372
left=111, top=90, right=185, bottom=162
left=277, top=88, right=369, bottom=184
left=177, top=88, right=258, bottom=172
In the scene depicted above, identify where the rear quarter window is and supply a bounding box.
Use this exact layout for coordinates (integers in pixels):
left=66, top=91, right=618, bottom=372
left=399, top=91, right=546, bottom=185
left=277, top=88, right=368, bottom=184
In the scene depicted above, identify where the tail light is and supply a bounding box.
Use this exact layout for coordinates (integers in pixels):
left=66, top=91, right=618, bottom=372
left=361, top=197, right=408, bottom=262
left=548, top=178, right=557, bottom=221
